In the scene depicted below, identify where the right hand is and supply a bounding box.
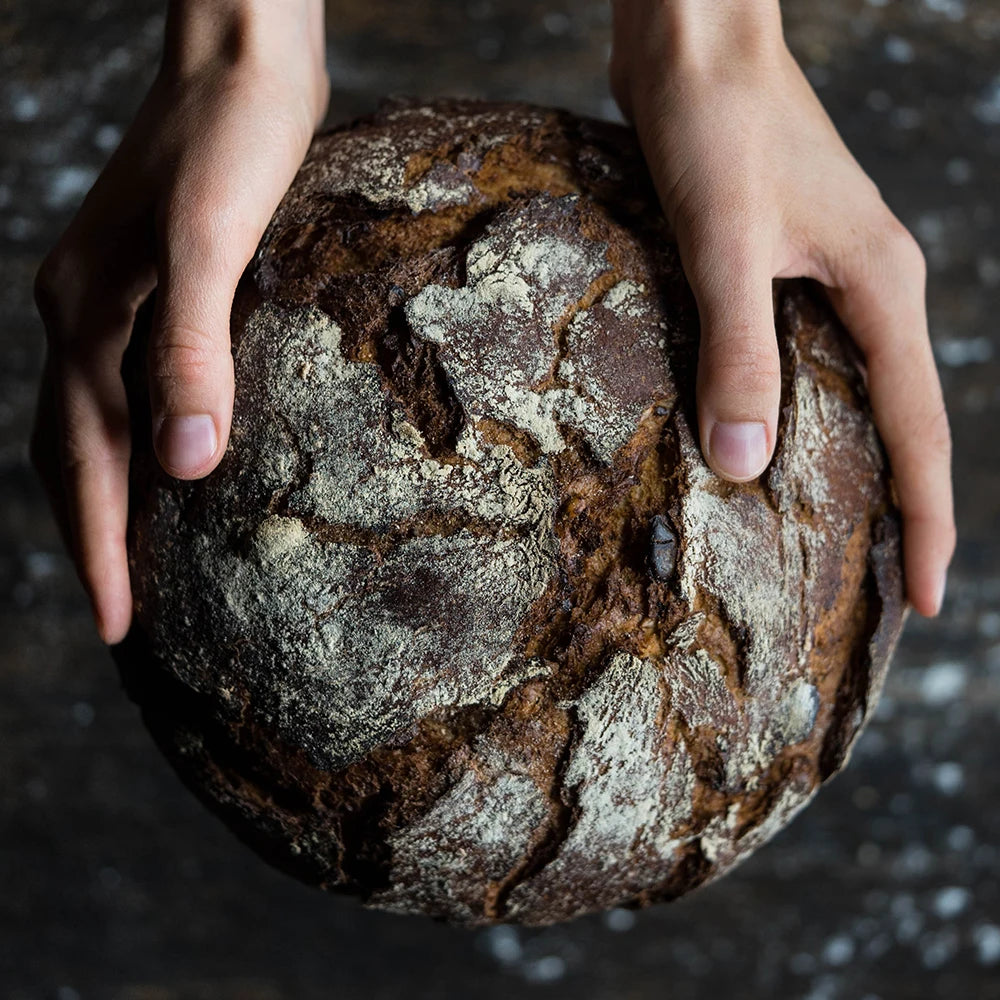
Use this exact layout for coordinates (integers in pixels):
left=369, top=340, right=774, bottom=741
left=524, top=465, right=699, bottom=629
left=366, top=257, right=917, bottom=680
left=30, top=0, right=329, bottom=645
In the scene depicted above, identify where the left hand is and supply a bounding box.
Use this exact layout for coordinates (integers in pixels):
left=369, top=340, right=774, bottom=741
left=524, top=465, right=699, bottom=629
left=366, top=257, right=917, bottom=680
left=608, top=0, right=955, bottom=617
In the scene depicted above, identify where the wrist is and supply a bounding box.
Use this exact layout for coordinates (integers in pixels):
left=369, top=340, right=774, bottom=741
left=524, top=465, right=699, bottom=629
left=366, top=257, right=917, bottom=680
left=162, top=0, right=328, bottom=114
left=609, top=0, right=787, bottom=124
left=611, top=0, right=785, bottom=85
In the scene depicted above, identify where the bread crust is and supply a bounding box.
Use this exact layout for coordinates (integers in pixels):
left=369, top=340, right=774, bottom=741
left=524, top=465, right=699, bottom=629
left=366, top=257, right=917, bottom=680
left=112, top=96, right=906, bottom=926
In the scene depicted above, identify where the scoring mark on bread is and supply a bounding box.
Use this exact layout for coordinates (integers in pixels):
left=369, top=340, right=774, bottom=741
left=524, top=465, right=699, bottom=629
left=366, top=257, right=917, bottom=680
left=375, top=298, right=469, bottom=462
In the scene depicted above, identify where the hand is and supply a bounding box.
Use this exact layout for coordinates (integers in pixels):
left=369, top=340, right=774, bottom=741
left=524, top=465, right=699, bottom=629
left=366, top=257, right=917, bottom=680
left=609, top=0, right=954, bottom=616
left=30, top=0, right=329, bottom=644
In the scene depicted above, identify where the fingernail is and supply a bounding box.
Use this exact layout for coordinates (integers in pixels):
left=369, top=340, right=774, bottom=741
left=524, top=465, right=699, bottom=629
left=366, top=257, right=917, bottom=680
left=155, top=414, right=217, bottom=476
left=708, top=421, right=769, bottom=481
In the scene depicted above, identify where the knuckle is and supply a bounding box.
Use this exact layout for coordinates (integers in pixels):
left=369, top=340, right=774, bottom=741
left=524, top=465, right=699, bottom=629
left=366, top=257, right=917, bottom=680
left=58, top=423, right=90, bottom=472
left=908, top=507, right=957, bottom=561
left=34, top=246, right=142, bottom=354
left=944, top=520, right=958, bottom=560
left=893, top=228, right=926, bottom=279
left=920, top=404, right=953, bottom=462
left=60, top=439, right=91, bottom=474
left=938, top=516, right=958, bottom=557
left=60, top=427, right=129, bottom=474
left=701, top=331, right=781, bottom=400
left=33, top=247, right=74, bottom=331
left=900, top=391, right=953, bottom=460
left=148, top=331, right=220, bottom=387
left=875, top=213, right=927, bottom=282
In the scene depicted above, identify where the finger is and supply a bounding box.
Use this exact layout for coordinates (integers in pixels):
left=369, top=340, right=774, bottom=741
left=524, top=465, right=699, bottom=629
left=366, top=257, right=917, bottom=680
left=35, top=255, right=136, bottom=645
left=676, top=221, right=782, bottom=482
left=56, top=334, right=135, bottom=645
left=34, top=220, right=156, bottom=645
left=29, top=350, right=75, bottom=558
left=821, top=222, right=955, bottom=616
left=147, top=200, right=243, bottom=479
left=148, top=105, right=311, bottom=480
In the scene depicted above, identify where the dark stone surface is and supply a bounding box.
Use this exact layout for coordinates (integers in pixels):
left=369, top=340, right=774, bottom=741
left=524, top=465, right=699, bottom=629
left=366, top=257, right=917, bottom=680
left=1, top=1, right=998, bottom=997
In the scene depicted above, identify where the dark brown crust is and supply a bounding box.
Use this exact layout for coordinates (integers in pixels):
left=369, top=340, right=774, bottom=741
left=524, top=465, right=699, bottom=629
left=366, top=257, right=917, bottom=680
left=113, top=96, right=906, bottom=927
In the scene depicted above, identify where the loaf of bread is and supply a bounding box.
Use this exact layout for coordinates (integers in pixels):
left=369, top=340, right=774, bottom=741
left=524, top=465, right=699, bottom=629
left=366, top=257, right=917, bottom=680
left=112, top=96, right=907, bottom=926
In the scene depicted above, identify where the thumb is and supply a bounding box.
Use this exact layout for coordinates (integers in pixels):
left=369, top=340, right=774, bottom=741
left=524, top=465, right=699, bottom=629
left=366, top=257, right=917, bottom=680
left=679, top=231, right=782, bottom=482
left=148, top=204, right=251, bottom=480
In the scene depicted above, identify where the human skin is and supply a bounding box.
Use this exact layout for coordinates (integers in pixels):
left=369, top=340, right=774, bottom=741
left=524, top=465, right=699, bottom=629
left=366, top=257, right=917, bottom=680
left=31, top=0, right=954, bottom=645
left=31, top=0, right=330, bottom=644
left=610, top=0, right=954, bottom=618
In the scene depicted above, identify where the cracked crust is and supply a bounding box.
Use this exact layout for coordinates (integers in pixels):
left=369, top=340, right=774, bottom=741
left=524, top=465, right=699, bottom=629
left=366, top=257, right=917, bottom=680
left=112, top=95, right=906, bottom=927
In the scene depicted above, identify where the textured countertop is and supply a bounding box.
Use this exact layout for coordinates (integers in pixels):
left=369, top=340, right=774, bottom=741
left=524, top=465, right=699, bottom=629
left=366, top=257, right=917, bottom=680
left=1, top=1, right=999, bottom=998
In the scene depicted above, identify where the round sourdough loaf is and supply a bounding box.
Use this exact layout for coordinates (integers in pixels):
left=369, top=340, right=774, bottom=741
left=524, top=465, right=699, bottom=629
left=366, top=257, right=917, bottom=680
left=112, top=95, right=907, bottom=926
